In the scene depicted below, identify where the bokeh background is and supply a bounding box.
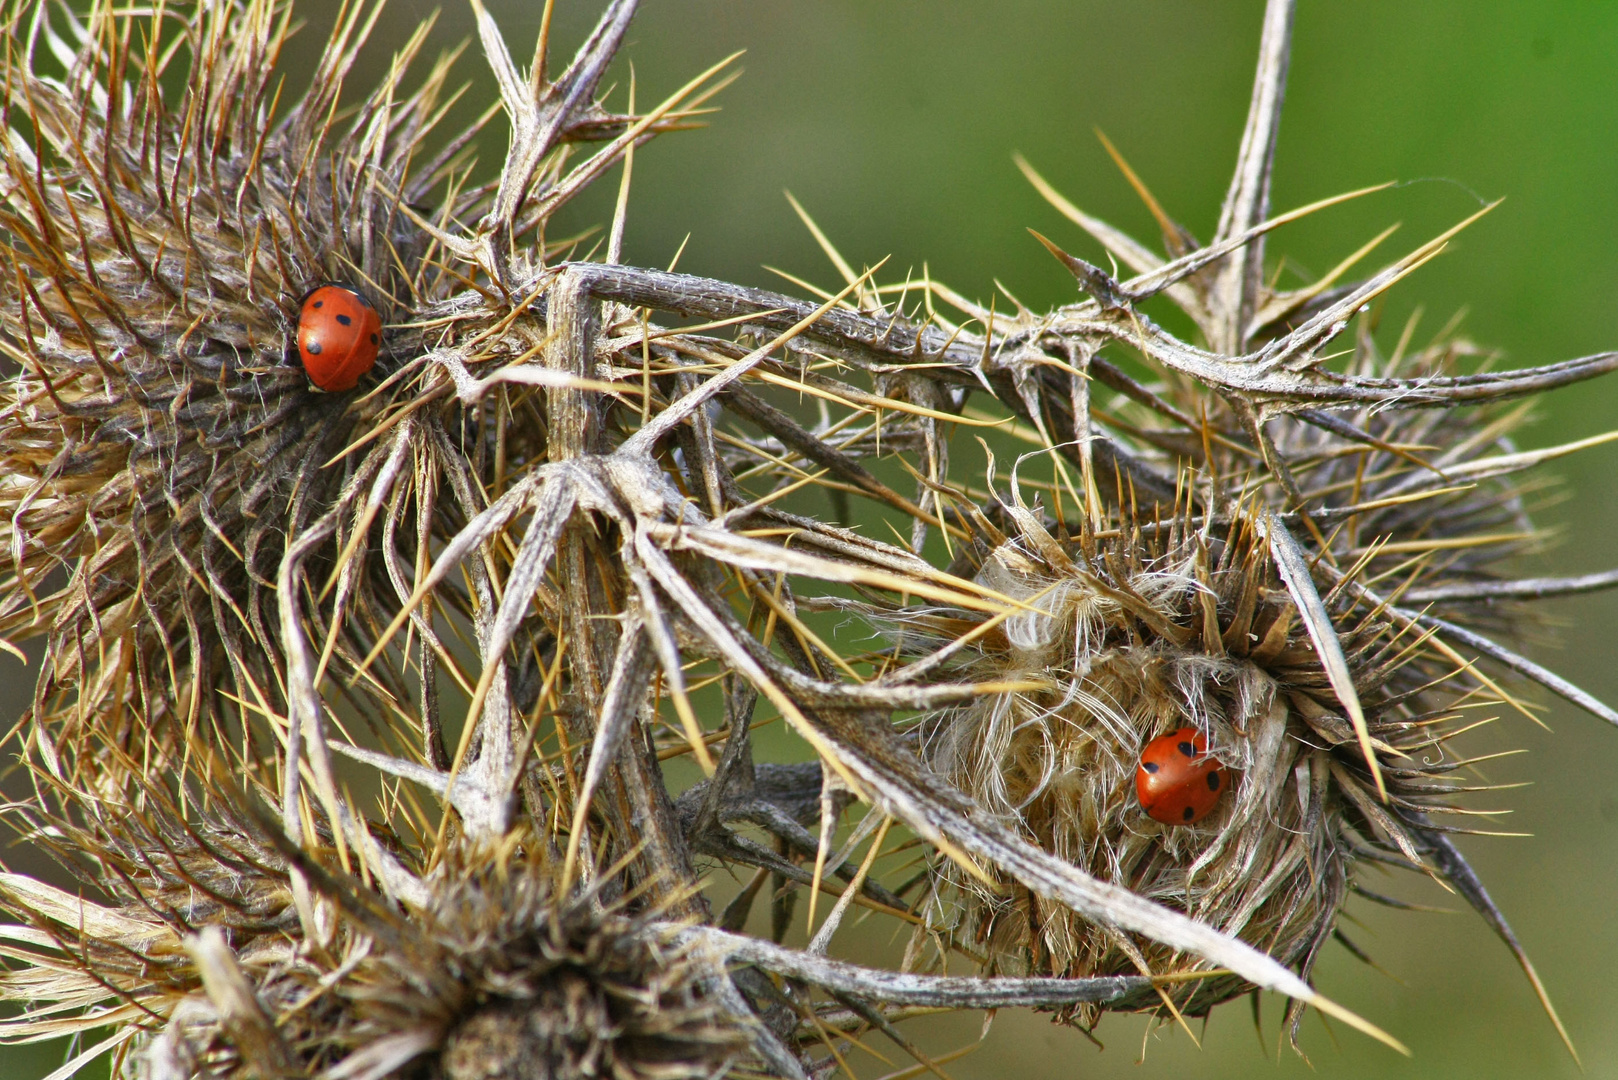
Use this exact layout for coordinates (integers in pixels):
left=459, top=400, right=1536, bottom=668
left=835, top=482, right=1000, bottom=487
left=10, top=1, right=1618, bottom=1077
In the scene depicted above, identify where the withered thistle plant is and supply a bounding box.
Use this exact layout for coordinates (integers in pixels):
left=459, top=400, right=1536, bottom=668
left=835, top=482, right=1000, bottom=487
left=0, top=0, right=1613, bottom=1076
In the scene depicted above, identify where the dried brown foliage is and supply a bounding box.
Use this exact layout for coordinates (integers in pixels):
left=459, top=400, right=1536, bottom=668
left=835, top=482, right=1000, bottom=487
left=0, top=0, right=1612, bottom=1077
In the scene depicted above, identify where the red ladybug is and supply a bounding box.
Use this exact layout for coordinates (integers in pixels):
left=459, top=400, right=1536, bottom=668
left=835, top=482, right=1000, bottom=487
left=296, top=283, right=381, bottom=391
left=1135, top=727, right=1228, bottom=826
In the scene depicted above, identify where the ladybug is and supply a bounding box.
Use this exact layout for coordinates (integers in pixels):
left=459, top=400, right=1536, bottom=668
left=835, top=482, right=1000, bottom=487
left=1135, top=726, right=1228, bottom=826
left=296, top=283, right=381, bottom=392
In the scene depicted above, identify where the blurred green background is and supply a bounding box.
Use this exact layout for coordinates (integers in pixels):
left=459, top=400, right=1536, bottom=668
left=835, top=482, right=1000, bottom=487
left=14, top=1, right=1618, bottom=1077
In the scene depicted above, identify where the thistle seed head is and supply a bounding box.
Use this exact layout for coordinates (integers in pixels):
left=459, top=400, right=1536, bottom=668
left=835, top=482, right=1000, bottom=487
left=0, top=0, right=454, bottom=779
left=0, top=771, right=744, bottom=1080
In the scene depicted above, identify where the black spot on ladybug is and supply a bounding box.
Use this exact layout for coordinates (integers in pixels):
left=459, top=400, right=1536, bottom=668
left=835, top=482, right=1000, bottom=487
left=306, top=341, right=322, bottom=354
left=1207, top=772, right=1220, bottom=791
left=1177, top=741, right=1195, bottom=757
left=312, top=300, right=323, bottom=308
left=336, top=313, right=352, bottom=326
left=1181, top=806, right=1194, bottom=821
left=370, top=333, right=379, bottom=344
left=1142, top=761, right=1159, bottom=774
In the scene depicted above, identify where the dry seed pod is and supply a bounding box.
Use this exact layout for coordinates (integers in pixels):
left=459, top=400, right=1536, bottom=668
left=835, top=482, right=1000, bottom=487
left=0, top=0, right=430, bottom=782
left=0, top=779, right=746, bottom=1080
left=0, top=0, right=697, bottom=791
left=897, top=424, right=1521, bottom=1025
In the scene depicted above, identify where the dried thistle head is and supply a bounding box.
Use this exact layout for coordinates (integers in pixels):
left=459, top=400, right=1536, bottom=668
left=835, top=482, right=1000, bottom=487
left=0, top=0, right=1614, bottom=1076
left=0, top=0, right=447, bottom=779
left=894, top=325, right=1545, bottom=1026
left=0, top=772, right=744, bottom=1080
left=0, top=0, right=710, bottom=788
